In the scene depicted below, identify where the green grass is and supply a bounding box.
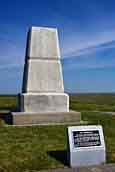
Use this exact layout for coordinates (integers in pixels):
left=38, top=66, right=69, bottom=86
left=70, top=93, right=115, bottom=111
left=0, top=125, right=67, bottom=172
left=0, top=94, right=114, bottom=171
left=0, top=112, right=114, bottom=171
left=0, top=95, right=17, bottom=112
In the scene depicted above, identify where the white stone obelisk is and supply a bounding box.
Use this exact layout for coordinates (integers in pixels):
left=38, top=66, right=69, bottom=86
left=20, top=27, right=69, bottom=112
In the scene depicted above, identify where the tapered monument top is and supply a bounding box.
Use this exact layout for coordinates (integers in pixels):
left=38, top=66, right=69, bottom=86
left=26, top=27, right=60, bottom=59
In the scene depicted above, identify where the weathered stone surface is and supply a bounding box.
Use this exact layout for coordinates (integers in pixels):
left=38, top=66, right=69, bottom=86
left=12, top=111, right=81, bottom=125
left=27, top=27, right=60, bottom=59
left=24, top=59, right=64, bottom=93
left=48, top=164, right=115, bottom=172
left=11, top=27, right=71, bottom=124
left=20, top=26, right=69, bottom=113
left=67, top=125, right=106, bottom=167
left=20, top=93, right=69, bottom=112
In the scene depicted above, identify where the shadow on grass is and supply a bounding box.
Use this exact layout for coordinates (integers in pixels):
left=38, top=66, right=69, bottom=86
left=0, top=104, right=22, bottom=125
left=0, top=112, right=13, bottom=125
left=47, top=150, right=69, bottom=166
left=4, top=113, right=13, bottom=124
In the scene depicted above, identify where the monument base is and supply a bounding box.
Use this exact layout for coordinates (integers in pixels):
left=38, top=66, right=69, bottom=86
left=11, top=111, right=81, bottom=125
left=20, top=93, right=69, bottom=112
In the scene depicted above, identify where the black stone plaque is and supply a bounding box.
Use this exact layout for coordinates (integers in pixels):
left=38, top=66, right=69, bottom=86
left=73, top=130, right=101, bottom=148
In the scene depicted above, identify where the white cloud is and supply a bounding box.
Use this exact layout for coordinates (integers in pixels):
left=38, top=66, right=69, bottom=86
left=62, top=39, right=115, bottom=70
left=61, top=29, right=115, bottom=58
left=62, top=40, right=115, bottom=59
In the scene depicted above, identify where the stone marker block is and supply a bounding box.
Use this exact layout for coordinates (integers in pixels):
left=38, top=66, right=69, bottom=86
left=67, top=125, right=106, bottom=167
left=11, top=26, right=75, bottom=125
left=27, top=27, right=60, bottom=59
left=24, top=60, right=64, bottom=93
left=20, top=93, right=69, bottom=112
left=21, top=26, right=69, bottom=113
left=12, top=111, right=81, bottom=125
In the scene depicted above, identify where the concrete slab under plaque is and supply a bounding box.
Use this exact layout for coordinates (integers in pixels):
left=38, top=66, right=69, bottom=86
left=67, top=125, right=106, bottom=167
left=12, top=111, right=81, bottom=125
left=47, top=164, right=115, bottom=172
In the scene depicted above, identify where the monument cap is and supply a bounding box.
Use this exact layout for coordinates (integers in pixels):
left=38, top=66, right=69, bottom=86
left=26, top=26, right=60, bottom=59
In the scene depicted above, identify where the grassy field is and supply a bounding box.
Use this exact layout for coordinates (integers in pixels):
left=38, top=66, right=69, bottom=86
left=70, top=93, right=115, bottom=111
left=0, top=94, right=114, bottom=171
left=0, top=95, right=17, bottom=112
left=0, top=112, right=114, bottom=172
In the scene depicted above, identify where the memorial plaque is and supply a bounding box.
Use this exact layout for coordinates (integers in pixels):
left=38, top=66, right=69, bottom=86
left=73, top=130, right=101, bottom=148
left=67, top=125, right=106, bottom=167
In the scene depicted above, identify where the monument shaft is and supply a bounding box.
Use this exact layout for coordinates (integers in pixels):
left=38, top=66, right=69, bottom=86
left=20, top=27, right=69, bottom=112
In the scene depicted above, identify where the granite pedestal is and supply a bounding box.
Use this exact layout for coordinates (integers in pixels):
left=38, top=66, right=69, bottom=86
left=20, top=93, right=69, bottom=112
left=12, top=111, right=81, bottom=125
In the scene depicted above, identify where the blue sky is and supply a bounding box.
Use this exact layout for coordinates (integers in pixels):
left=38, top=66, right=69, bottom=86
left=0, top=0, right=115, bottom=93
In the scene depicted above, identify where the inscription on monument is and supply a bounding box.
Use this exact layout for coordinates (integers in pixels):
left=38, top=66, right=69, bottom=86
left=73, top=130, right=101, bottom=148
